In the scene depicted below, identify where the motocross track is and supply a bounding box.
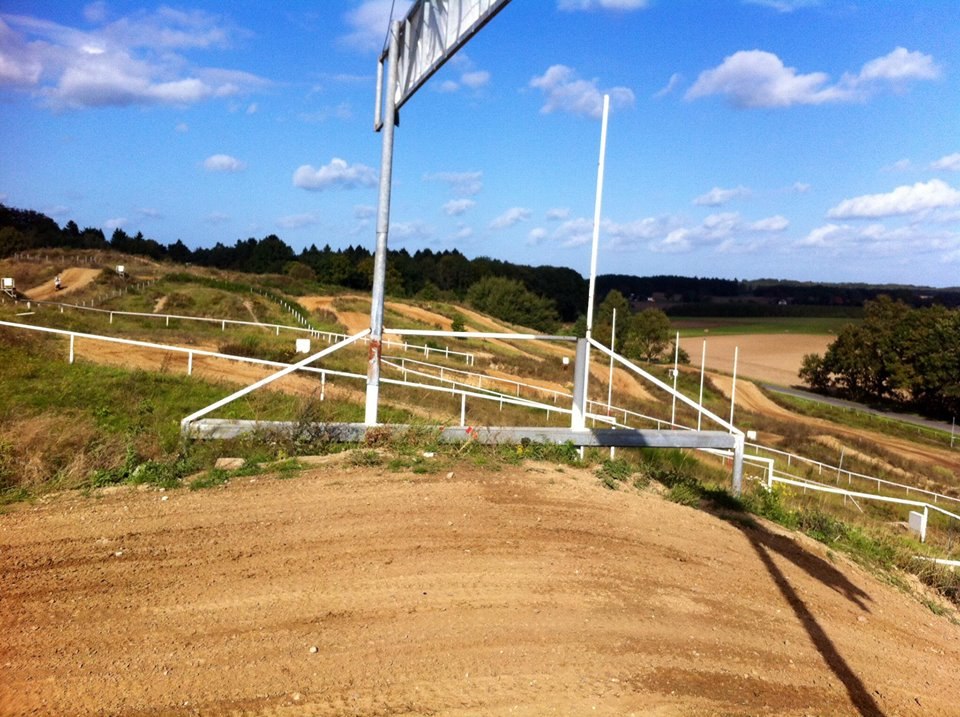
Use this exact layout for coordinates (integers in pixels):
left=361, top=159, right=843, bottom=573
left=23, top=267, right=101, bottom=301
left=2, top=460, right=958, bottom=717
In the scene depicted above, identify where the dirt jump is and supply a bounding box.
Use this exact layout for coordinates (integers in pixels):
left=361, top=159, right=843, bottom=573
left=23, top=267, right=101, bottom=301
left=1, top=461, right=957, bottom=716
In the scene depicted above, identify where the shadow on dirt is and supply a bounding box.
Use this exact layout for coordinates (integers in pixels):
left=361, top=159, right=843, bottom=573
left=731, top=516, right=885, bottom=717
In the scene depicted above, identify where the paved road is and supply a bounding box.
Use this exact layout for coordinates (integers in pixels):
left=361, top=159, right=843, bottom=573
left=763, top=384, right=957, bottom=439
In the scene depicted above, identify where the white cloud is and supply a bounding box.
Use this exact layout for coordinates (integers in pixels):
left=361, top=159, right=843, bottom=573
left=0, top=10, right=267, bottom=109
left=883, top=158, right=913, bottom=172
left=530, top=65, right=634, bottom=118
left=451, top=224, right=473, bottom=241
left=204, top=212, right=230, bottom=224
left=490, top=207, right=532, bottom=230
left=136, top=207, right=161, bottom=219
left=390, top=220, right=433, bottom=243
left=104, top=216, right=126, bottom=230
left=653, top=72, right=682, bottom=99
left=424, top=170, right=483, bottom=196
left=202, top=154, right=246, bottom=173
left=546, top=207, right=571, bottom=221
left=742, top=0, right=820, bottom=12
left=931, top=153, right=960, bottom=172
left=558, top=0, right=649, bottom=10
left=293, top=158, right=377, bottom=191
left=443, top=198, right=475, bottom=216
left=798, top=221, right=959, bottom=259
left=792, top=181, right=811, bottom=193
left=0, top=18, right=42, bottom=85
left=552, top=217, right=596, bottom=247
left=354, top=205, right=376, bottom=219
left=340, top=0, right=410, bottom=51
left=527, top=227, right=549, bottom=245
left=750, top=215, right=789, bottom=232
left=175, top=122, right=189, bottom=133
left=693, top=185, right=751, bottom=206
left=277, top=212, right=320, bottom=229
left=686, top=47, right=939, bottom=109
left=858, top=47, right=941, bottom=84
left=827, top=179, right=960, bottom=219
left=686, top=50, right=854, bottom=108
left=461, top=70, right=490, bottom=89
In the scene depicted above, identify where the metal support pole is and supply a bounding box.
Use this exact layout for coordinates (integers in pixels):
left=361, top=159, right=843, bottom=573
left=729, top=345, right=739, bottom=428
left=732, top=433, right=744, bottom=497
left=578, top=94, right=610, bottom=431
left=671, top=331, right=679, bottom=427
left=697, top=340, right=706, bottom=431
left=364, top=21, right=401, bottom=426
left=606, top=307, right=616, bottom=415
left=571, top=338, right=588, bottom=430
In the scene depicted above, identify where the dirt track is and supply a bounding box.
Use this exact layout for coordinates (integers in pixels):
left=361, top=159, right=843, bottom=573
left=712, top=376, right=960, bottom=480
left=23, top=267, right=100, bottom=301
left=2, top=460, right=957, bottom=716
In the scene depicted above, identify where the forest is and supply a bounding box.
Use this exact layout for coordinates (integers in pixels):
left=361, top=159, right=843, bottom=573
left=3, top=202, right=959, bottom=328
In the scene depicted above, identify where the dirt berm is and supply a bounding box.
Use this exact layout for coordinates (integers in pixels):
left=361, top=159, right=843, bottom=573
left=1, top=460, right=957, bottom=716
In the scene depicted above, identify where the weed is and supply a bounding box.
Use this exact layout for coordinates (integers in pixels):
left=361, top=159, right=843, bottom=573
left=349, top=449, right=382, bottom=467
left=189, top=467, right=230, bottom=490
left=596, top=458, right=633, bottom=489
left=668, top=482, right=701, bottom=507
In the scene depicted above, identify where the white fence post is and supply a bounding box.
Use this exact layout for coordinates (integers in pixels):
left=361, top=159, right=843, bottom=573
left=69, top=334, right=75, bottom=364
left=187, top=351, right=193, bottom=376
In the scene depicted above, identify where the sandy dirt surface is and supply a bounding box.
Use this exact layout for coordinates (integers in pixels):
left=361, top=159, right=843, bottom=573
left=23, top=267, right=101, bottom=301
left=686, top=334, right=833, bottom=386
left=2, top=461, right=957, bottom=717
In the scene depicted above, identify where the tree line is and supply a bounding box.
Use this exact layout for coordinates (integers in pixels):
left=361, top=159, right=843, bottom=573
left=3, top=203, right=958, bottom=336
left=799, top=296, right=960, bottom=420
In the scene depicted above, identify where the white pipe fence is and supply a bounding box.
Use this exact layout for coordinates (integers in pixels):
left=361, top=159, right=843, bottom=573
left=10, top=297, right=476, bottom=364
left=4, top=318, right=958, bottom=523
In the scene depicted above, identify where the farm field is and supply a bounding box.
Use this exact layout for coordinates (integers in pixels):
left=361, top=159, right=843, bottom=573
left=685, top=332, right=833, bottom=387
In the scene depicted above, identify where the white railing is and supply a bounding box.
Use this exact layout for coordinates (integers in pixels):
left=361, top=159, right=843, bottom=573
left=9, top=298, right=476, bottom=364
left=747, top=442, right=960, bottom=508
left=765, top=474, right=960, bottom=542
left=5, top=317, right=958, bottom=526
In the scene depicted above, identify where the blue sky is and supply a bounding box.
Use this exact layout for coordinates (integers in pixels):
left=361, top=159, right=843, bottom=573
left=1, top=1, right=958, bottom=287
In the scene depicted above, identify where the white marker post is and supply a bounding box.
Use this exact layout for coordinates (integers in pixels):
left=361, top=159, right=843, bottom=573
left=575, top=93, right=610, bottom=431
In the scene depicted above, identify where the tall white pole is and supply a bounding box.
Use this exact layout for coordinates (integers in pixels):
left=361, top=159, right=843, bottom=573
left=697, top=339, right=706, bottom=431
left=575, top=93, right=610, bottom=431
left=729, top=345, right=739, bottom=429
left=670, top=330, right=679, bottom=427
left=365, top=21, right=400, bottom=426
left=606, top=307, right=616, bottom=414
left=585, top=94, right=610, bottom=339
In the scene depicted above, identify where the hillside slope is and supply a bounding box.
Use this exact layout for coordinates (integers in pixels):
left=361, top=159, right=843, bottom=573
left=2, top=461, right=957, bottom=716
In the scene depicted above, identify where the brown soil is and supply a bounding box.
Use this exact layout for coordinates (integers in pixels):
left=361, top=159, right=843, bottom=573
left=2, top=461, right=957, bottom=716
left=23, top=267, right=101, bottom=301
left=686, top=334, right=833, bottom=386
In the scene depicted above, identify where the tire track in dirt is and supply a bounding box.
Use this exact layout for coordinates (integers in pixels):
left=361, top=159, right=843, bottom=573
left=2, top=464, right=957, bottom=716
